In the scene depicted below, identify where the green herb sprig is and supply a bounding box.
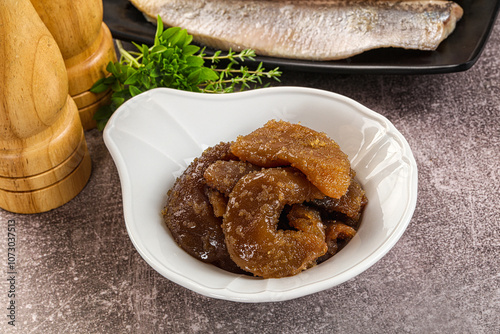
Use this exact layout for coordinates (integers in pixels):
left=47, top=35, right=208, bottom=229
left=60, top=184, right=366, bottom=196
left=90, top=16, right=281, bottom=130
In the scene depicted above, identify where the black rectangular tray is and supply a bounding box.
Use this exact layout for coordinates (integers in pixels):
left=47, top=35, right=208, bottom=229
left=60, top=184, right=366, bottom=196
left=103, top=0, right=500, bottom=74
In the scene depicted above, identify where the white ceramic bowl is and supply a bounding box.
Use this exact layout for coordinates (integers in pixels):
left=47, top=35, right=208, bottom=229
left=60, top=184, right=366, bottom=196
left=104, top=86, right=418, bottom=303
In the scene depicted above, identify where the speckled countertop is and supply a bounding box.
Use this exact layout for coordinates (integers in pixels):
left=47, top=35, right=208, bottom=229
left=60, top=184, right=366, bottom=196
left=1, top=15, right=499, bottom=334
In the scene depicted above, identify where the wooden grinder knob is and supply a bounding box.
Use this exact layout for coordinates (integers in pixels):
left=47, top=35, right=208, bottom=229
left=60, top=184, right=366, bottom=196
left=30, top=0, right=117, bottom=130
left=0, top=0, right=92, bottom=214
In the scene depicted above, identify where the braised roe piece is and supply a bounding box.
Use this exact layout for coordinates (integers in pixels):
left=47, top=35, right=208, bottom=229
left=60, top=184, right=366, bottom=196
left=318, top=221, right=357, bottom=263
left=162, top=142, right=244, bottom=274
left=205, top=187, right=228, bottom=218
left=287, top=204, right=325, bottom=240
left=204, top=160, right=261, bottom=196
left=223, top=168, right=327, bottom=278
left=230, top=120, right=351, bottom=199
left=312, top=178, right=368, bottom=219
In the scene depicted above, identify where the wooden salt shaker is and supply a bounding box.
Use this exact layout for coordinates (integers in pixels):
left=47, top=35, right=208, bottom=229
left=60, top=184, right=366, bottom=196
left=0, top=0, right=92, bottom=214
left=30, top=0, right=117, bottom=130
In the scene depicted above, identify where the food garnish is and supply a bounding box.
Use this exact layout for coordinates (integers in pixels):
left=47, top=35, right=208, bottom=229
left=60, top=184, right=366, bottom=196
left=90, top=16, right=281, bottom=130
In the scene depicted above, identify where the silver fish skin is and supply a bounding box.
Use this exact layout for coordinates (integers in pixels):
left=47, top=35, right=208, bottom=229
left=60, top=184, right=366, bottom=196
left=129, top=0, right=464, bottom=60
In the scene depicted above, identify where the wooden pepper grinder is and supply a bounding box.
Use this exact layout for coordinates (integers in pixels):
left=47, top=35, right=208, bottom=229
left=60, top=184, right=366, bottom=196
left=0, top=0, right=92, bottom=214
left=30, top=0, right=117, bottom=130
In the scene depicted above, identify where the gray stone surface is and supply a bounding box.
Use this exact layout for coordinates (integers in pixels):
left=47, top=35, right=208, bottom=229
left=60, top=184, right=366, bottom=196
left=1, top=17, right=499, bottom=334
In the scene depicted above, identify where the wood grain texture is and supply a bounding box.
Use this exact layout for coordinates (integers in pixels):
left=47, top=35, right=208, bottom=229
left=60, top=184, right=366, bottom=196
left=0, top=0, right=91, bottom=213
left=64, top=23, right=116, bottom=97
left=0, top=141, right=92, bottom=214
left=78, top=89, right=113, bottom=130
left=0, top=130, right=88, bottom=192
left=30, top=0, right=103, bottom=60
left=31, top=0, right=117, bottom=129
left=72, top=80, right=112, bottom=109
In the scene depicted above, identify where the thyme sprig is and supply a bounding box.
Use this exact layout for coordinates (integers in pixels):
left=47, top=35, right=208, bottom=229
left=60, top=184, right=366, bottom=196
left=91, top=16, right=281, bottom=130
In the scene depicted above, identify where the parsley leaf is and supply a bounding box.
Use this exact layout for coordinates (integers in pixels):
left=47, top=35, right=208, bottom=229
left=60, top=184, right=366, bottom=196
left=90, top=16, right=281, bottom=130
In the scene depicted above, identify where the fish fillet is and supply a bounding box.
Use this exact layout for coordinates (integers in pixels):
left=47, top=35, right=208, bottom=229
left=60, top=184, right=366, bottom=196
left=129, top=0, right=464, bottom=60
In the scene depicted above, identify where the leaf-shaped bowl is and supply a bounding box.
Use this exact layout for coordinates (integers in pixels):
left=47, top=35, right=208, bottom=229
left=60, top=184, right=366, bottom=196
left=103, top=86, right=418, bottom=303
